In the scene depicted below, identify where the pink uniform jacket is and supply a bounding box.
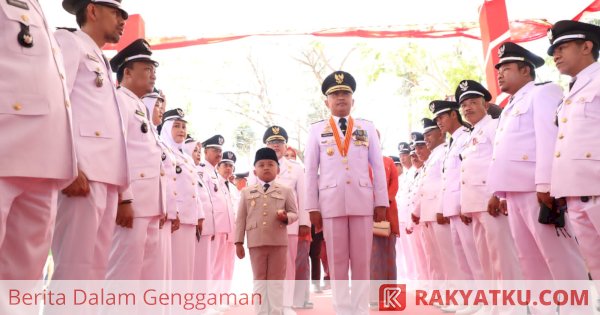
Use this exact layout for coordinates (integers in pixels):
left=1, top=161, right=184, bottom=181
left=54, top=29, right=129, bottom=188
left=488, top=81, right=562, bottom=194
left=117, top=87, right=165, bottom=217
left=304, top=118, right=389, bottom=217
left=441, top=127, right=470, bottom=217
left=551, top=62, right=600, bottom=198
left=460, top=115, right=499, bottom=213
left=415, top=145, right=445, bottom=222
left=0, top=0, right=76, bottom=181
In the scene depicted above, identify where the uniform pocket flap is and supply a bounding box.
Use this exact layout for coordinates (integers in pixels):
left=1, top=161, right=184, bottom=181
left=0, top=91, right=49, bottom=115
left=131, top=164, right=160, bottom=180
left=246, top=222, right=258, bottom=231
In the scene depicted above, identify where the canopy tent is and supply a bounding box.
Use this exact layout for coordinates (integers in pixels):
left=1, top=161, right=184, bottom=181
left=40, top=0, right=600, bottom=103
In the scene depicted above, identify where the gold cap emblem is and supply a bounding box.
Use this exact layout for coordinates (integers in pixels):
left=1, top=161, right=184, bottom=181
left=272, top=126, right=280, bottom=135
left=459, top=81, right=469, bottom=92
left=429, top=102, right=436, bottom=112
left=335, top=73, right=344, bottom=84
left=498, top=44, right=505, bottom=58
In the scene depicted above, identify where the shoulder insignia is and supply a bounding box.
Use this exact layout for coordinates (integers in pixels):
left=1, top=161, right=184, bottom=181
left=199, top=163, right=205, bottom=167
left=355, top=118, right=372, bottom=122
left=535, top=81, right=552, bottom=86
left=56, top=27, right=77, bottom=32
left=311, top=119, right=325, bottom=125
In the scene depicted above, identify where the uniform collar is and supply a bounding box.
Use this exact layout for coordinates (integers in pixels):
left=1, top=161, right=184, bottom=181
left=574, top=61, right=600, bottom=79
left=332, top=115, right=350, bottom=124
left=472, top=114, right=492, bottom=132
left=511, top=81, right=535, bottom=103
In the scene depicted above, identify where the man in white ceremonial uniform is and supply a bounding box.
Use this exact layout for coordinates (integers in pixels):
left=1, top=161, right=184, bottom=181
left=51, top=0, right=130, bottom=280
left=248, top=125, right=310, bottom=315
left=411, top=119, right=462, bottom=289
left=404, top=136, right=429, bottom=283
left=433, top=99, right=485, bottom=314
left=489, top=42, right=588, bottom=315
left=305, top=71, right=388, bottom=315
left=199, top=135, right=236, bottom=305
left=105, top=39, right=165, bottom=280
left=0, top=0, right=76, bottom=280
left=395, top=142, right=418, bottom=281
left=455, top=80, right=522, bottom=281
left=548, top=20, right=600, bottom=310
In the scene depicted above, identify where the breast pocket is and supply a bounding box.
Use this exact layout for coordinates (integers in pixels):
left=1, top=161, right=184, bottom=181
left=1, top=2, right=50, bottom=56
left=574, top=92, right=600, bottom=120
left=0, top=91, right=49, bottom=115
left=79, top=121, right=114, bottom=139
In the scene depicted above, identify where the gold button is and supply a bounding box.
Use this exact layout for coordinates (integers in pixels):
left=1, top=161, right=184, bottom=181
left=522, top=154, right=528, bottom=161
left=59, top=73, right=64, bottom=80
left=21, top=15, right=28, bottom=22
left=461, top=181, right=465, bottom=185
left=558, top=134, right=564, bottom=140
left=586, top=153, right=592, bottom=158
left=174, top=192, right=178, bottom=196
left=562, top=117, right=567, bottom=123
left=346, top=180, right=351, bottom=184
left=192, top=183, right=195, bottom=186
left=65, top=100, right=70, bottom=108
left=192, top=195, right=196, bottom=198
left=140, top=173, right=145, bottom=178
left=565, top=100, right=572, bottom=105
left=160, top=171, right=165, bottom=176
left=173, top=177, right=176, bottom=181
left=263, top=222, right=267, bottom=225
left=346, top=167, right=349, bottom=170
left=555, top=152, right=561, bottom=158
left=190, top=170, right=193, bottom=173
left=172, top=163, right=175, bottom=166
left=96, top=67, right=101, bottom=72
left=13, top=103, right=22, bottom=111
left=263, top=203, right=267, bottom=207
left=492, top=157, right=496, bottom=161
left=443, top=188, right=446, bottom=191
left=94, top=131, right=101, bottom=136
left=461, top=168, right=465, bottom=173
left=482, top=180, right=486, bottom=184
left=263, top=212, right=267, bottom=216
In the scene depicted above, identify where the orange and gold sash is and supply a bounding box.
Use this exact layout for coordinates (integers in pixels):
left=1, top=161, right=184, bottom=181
left=329, top=116, right=354, bottom=158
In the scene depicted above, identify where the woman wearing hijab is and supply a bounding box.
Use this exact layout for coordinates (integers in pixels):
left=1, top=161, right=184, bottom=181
left=159, top=108, right=204, bottom=280
left=142, top=91, right=178, bottom=280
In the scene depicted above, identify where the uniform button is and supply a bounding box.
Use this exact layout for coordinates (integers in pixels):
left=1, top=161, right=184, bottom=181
left=562, top=117, right=568, bottom=123
left=565, top=99, right=572, bottom=105
left=263, top=203, right=267, bottom=207
left=13, top=103, right=22, bottom=111
left=190, top=170, right=193, bottom=173
left=555, top=152, right=561, bottom=158
left=442, top=188, right=446, bottom=191
left=65, top=100, right=70, bottom=108
left=173, top=177, right=176, bottom=181
left=21, top=15, right=28, bottom=22
left=346, top=167, right=349, bottom=170
left=172, top=163, right=175, bottom=167
left=160, top=171, right=165, bottom=176
left=174, top=192, right=178, bottom=196
left=192, top=195, right=196, bottom=198
left=461, top=181, right=465, bottom=185
left=346, top=180, right=351, bottom=184
left=558, top=134, right=564, bottom=140
left=522, top=154, right=528, bottom=161
left=263, top=195, right=267, bottom=199
left=192, top=183, right=195, bottom=186
left=59, top=73, right=65, bottom=80
left=140, top=173, right=145, bottom=178
left=482, top=180, right=486, bottom=184
left=461, top=168, right=465, bottom=173
left=262, top=222, right=267, bottom=225
left=263, top=212, right=267, bottom=216
left=492, top=157, right=496, bottom=161
left=586, top=152, right=592, bottom=158
left=94, top=131, right=101, bottom=137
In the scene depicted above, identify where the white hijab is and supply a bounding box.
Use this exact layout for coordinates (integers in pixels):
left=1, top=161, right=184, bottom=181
left=159, top=119, right=183, bottom=151
left=183, top=140, right=199, bottom=157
